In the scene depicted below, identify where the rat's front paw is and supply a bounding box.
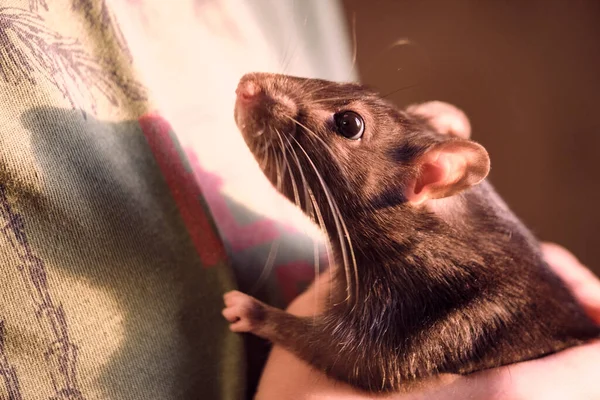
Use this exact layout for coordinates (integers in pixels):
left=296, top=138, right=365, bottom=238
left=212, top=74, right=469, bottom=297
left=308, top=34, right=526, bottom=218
left=222, top=290, right=266, bottom=333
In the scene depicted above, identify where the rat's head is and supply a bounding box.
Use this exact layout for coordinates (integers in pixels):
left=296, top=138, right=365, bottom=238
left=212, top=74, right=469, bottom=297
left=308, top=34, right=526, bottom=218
left=234, top=72, right=490, bottom=227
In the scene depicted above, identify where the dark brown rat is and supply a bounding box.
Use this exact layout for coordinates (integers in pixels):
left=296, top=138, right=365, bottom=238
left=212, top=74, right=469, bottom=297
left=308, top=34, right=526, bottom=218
left=222, top=72, right=600, bottom=394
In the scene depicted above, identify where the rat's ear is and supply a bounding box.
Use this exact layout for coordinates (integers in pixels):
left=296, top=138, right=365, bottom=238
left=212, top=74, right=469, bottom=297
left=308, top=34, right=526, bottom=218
left=405, top=140, right=490, bottom=204
left=406, top=101, right=471, bottom=139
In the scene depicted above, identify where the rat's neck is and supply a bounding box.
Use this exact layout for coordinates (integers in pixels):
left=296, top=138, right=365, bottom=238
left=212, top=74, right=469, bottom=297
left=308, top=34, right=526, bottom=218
left=323, top=205, right=491, bottom=335
left=325, top=189, right=531, bottom=306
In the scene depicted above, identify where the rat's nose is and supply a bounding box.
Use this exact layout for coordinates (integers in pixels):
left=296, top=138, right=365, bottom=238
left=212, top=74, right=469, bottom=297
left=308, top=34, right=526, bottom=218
left=236, top=79, right=261, bottom=104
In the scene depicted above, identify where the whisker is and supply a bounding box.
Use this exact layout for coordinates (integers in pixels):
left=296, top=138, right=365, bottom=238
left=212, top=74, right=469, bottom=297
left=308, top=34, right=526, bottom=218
left=274, top=151, right=283, bottom=191
left=284, top=116, right=357, bottom=305
left=381, top=82, right=420, bottom=99
left=283, top=135, right=328, bottom=319
left=260, top=147, right=269, bottom=169
left=290, top=135, right=357, bottom=304
left=290, top=85, right=331, bottom=101
left=279, top=28, right=292, bottom=74
left=310, top=96, right=356, bottom=104
left=286, top=115, right=353, bottom=191
left=307, top=186, right=336, bottom=311
left=280, top=36, right=295, bottom=74
left=250, top=236, right=282, bottom=294
left=274, top=129, right=301, bottom=208
left=279, top=0, right=296, bottom=74
left=259, top=141, right=271, bottom=169
left=346, top=11, right=358, bottom=82
left=331, top=193, right=360, bottom=310
left=280, top=132, right=314, bottom=221
left=285, top=116, right=339, bottom=165
left=280, top=0, right=309, bottom=74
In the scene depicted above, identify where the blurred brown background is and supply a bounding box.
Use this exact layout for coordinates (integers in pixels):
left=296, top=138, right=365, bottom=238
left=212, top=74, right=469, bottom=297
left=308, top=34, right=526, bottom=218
left=342, top=0, right=599, bottom=275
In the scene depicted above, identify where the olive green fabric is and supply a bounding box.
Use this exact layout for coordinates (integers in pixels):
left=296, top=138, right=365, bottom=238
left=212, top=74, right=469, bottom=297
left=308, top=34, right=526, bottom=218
left=0, top=1, right=243, bottom=399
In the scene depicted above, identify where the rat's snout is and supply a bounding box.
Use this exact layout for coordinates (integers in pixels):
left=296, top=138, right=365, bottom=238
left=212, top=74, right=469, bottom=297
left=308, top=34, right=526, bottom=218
left=234, top=75, right=267, bottom=137
left=235, top=76, right=263, bottom=105
left=234, top=73, right=298, bottom=143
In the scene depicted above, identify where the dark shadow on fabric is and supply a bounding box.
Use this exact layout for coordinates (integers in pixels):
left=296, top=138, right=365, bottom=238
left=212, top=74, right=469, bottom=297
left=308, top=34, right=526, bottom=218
left=20, top=106, right=245, bottom=400
left=191, top=163, right=326, bottom=399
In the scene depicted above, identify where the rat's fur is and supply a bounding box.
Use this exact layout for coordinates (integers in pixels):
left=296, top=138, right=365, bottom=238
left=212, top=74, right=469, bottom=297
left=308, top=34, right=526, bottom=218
left=225, top=72, right=600, bottom=393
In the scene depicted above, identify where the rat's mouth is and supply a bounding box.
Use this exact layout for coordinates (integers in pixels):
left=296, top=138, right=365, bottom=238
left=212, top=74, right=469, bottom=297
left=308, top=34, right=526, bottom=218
left=233, top=104, right=264, bottom=138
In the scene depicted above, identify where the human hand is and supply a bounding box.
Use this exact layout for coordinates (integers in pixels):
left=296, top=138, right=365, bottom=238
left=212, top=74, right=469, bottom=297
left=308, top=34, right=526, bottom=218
left=254, top=243, right=600, bottom=400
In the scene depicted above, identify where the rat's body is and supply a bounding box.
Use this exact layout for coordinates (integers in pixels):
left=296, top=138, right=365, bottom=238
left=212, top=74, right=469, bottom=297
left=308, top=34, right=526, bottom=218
left=223, top=73, right=600, bottom=393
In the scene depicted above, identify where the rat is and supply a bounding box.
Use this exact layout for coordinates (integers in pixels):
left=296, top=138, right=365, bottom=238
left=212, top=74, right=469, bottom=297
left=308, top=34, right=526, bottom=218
left=222, top=72, right=600, bottom=394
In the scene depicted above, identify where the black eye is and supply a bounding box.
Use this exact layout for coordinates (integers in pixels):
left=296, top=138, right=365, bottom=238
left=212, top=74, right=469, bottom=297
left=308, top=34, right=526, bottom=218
left=334, top=111, right=365, bottom=140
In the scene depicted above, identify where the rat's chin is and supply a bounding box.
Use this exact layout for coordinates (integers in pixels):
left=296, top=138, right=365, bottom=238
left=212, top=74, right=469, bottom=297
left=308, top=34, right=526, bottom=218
left=235, top=109, right=295, bottom=146
left=234, top=105, right=264, bottom=139
left=237, top=121, right=265, bottom=140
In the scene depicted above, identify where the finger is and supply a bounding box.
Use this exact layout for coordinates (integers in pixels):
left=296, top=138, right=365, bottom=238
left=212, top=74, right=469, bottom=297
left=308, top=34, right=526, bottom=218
left=541, top=242, right=600, bottom=323
left=541, top=242, right=600, bottom=296
left=541, top=243, right=589, bottom=276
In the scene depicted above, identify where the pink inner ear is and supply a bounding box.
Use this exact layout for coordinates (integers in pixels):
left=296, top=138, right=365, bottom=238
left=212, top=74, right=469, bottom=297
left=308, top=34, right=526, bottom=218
left=405, top=142, right=488, bottom=204
left=413, top=160, right=446, bottom=197
left=412, top=153, right=458, bottom=203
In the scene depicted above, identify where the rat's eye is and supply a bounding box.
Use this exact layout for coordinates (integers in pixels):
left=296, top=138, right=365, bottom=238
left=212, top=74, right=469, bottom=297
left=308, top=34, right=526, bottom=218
left=334, top=111, right=365, bottom=140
